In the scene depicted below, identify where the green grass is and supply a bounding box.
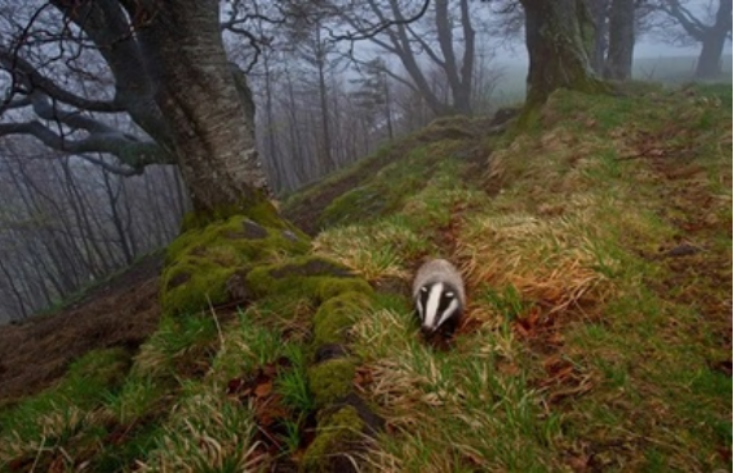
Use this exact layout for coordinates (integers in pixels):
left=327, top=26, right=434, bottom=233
left=0, top=348, right=131, bottom=468
left=277, top=344, right=315, bottom=413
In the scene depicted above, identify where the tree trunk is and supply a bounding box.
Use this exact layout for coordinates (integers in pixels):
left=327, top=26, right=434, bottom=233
left=434, top=0, right=474, bottom=115
left=587, top=0, right=611, bottom=75
left=134, top=0, right=274, bottom=222
left=604, top=0, right=635, bottom=80
left=695, top=0, right=732, bottom=79
left=520, top=0, right=607, bottom=106
left=316, top=42, right=336, bottom=173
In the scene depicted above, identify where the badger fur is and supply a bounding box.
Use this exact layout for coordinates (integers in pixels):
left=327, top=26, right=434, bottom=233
left=412, top=259, right=466, bottom=336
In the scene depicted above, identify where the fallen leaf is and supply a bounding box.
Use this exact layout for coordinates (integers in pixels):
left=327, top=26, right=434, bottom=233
left=255, top=381, right=273, bottom=398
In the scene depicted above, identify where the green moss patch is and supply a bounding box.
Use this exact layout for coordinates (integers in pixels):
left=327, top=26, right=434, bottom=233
left=302, top=406, right=364, bottom=473
left=308, top=358, right=358, bottom=409
left=313, top=293, right=369, bottom=347
left=246, top=256, right=373, bottom=302
left=160, top=216, right=311, bottom=317
left=180, top=198, right=301, bottom=233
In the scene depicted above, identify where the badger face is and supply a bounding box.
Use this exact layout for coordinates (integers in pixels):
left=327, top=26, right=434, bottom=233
left=416, top=282, right=462, bottom=334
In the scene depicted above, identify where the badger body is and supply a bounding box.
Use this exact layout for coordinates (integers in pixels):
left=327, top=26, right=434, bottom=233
left=412, top=259, right=466, bottom=336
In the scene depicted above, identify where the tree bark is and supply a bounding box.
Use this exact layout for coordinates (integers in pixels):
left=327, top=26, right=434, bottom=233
left=587, top=0, right=611, bottom=75
left=520, top=0, right=607, bottom=106
left=131, top=0, right=274, bottom=220
left=605, top=0, right=635, bottom=80
left=695, top=0, right=732, bottom=79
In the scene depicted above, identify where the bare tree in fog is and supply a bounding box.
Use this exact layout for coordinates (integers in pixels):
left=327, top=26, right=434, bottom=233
left=331, top=0, right=476, bottom=116
left=650, top=0, right=732, bottom=79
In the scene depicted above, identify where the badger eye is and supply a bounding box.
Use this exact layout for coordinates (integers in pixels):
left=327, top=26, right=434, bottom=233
left=420, top=286, right=429, bottom=293
left=445, top=291, right=455, bottom=298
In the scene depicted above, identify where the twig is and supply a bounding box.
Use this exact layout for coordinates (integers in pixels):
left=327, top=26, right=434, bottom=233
left=206, top=295, right=226, bottom=354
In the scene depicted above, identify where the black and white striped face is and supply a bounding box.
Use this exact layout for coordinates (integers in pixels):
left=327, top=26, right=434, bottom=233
left=416, top=282, right=462, bottom=334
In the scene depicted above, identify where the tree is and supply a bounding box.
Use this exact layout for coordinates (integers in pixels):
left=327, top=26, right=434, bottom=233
left=0, top=1, right=272, bottom=220
left=519, top=0, right=608, bottom=105
left=335, top=0, right=476, bottom=116
left=492, top=0, right=645, bottom=81
left=587, top=0, right=612, bottom=74
left=292, top=14, right=340, bottom=173
left=605, top=0, right=636, bottom=80
left=654, top=0, right=732, bottom=79
left=350, top=58, right=395, bottom=141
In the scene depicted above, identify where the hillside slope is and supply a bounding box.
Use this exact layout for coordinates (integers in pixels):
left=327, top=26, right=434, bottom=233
left=0, top=83, right=730, bottom=472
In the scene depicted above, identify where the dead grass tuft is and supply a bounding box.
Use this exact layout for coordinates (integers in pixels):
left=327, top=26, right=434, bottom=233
left=458, top=212, right=616, bottom=319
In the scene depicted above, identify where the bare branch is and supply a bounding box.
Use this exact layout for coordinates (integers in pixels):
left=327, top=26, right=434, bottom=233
left=658, top=0, right=707, bottom=41
left=328, top=0, right=431, bottom=41
left=76, top=153, right=144, bottom=176
left=0, top=119, right=169, bottom=170
left=0, top=48, right=123, bottom=113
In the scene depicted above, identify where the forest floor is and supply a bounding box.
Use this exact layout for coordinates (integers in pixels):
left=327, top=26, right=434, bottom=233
left=0, top=83, right=730, bottom=472
left=0, top=254, right=163, bottom=402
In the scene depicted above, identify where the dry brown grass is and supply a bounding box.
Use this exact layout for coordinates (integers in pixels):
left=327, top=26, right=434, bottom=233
left=457, top=211, right=616, bottom=318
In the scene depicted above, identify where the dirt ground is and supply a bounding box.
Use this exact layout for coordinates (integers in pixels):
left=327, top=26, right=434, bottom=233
left=0, top=254, right=163, bottom=402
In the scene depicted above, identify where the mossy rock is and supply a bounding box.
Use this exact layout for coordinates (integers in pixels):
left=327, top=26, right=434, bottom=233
left=166, top=216, right=309, bottom=265
left=160, top=216, right=311, bottom=317
left=307, top=357, right=358, bottom=409
left=301, top=405, right=364, bottom=473
left=313, top=292, right=370, bottom=347
left=161, top=256, right=234, bottom=319
left=245, top=256, right=373, bottom=302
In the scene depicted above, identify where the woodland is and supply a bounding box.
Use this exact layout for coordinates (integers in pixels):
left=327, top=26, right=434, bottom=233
left=0, top=1, right=730, bottom=471
left=0, top=0, right=730, bottom=320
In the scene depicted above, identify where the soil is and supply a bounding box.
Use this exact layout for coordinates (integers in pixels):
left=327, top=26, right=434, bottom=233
left=0, top=253, right=164, bottom=403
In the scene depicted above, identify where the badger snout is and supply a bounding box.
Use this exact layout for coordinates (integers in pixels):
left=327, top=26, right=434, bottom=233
left=420, top=325, right=437, bottom=336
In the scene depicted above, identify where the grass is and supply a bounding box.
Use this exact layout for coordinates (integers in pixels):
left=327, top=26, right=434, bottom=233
left=1, top=81, right=730, bottom=471
left=277, top=344, right=315, bottom=413
left=330, top=82, right=730, bottom=471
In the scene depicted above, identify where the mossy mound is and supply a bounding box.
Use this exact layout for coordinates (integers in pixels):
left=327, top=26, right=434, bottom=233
left=160, top=216, right=311, bottom=317
left=245, top=256, right=373, bottom=302
left=301, top=405, right=364, bottom=473
left=159, top=215, right=382, bottom=468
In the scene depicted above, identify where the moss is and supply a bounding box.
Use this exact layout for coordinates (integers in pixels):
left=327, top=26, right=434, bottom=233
left=245, top=256, right=373, bottom=302
left=308, top=358, right=358, bottom=409
left=167, top=216, right=309, bottom=265
left=161, top=256, right=234, bottom=317
left=180, top=197, right=291, bottom=232
left=301, top=405, right=364, bottom=473
left=65, top=347, right=131, bottom=390
left=317, top=278, right=373, bottom=301
left=313, top=292, right=370, bottom=346
left=160, top=216, right=312, bottom=317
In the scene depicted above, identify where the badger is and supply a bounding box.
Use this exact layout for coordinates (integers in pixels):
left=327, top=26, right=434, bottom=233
left=412, top=259, right=466, bottom=336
